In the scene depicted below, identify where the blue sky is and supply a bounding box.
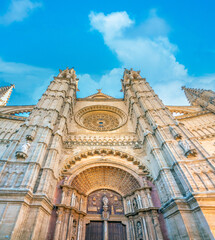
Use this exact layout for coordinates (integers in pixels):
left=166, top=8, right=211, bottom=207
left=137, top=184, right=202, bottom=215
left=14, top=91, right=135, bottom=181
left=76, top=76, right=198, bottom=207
left=0, top=0, right=215, bottom=106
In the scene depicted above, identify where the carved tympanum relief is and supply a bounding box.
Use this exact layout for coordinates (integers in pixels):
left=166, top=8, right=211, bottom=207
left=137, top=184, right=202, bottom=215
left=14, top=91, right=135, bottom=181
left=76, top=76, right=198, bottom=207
left=87, top=189, right=124, bottom=215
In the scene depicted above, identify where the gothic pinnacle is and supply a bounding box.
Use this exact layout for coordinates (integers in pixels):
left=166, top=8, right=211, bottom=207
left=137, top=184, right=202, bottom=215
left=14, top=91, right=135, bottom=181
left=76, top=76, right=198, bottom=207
left=0, top=84, right=15, bottom=106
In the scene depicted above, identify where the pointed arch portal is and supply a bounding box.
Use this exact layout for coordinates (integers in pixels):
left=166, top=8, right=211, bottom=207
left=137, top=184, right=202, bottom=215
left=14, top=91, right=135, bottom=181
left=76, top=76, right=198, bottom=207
left=50, top=153, right=165, bottom=240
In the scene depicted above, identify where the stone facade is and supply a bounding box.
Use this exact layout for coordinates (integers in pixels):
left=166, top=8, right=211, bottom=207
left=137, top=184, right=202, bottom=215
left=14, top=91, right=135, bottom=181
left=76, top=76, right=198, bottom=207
left=0, top=68, right=214, bottom=240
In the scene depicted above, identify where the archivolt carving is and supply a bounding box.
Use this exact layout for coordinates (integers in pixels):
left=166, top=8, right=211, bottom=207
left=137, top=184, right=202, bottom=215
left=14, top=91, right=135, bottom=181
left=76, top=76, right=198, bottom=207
left=69, top=166, right=141, bottom=196
left=61, top=148, right=150, bottom=175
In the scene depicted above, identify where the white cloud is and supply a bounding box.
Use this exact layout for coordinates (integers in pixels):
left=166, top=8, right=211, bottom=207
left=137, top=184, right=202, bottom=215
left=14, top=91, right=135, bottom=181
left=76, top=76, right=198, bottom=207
left=133, top=9, right=170, bottom=38
left=1, top=10, right=214, bottom=106
left=0, top=58, right=55, bottom=104
left=0, top=0, right=42, bottom=25
left=86, top=10, right=215, bottom=105
left=89, top=11, right=134, bottom=42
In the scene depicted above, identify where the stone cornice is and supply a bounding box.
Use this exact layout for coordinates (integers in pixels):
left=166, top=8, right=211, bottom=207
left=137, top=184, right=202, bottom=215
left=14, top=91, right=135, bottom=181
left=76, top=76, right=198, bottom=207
left=175, top=111, right=211, bottom=120
left=125, top=207, right=159, bottom=217
left=61, top=185, right=87, bottom=197
left=0, top=114, right=26, bottom=121
left=55, top=204, right=87, bottom=216
left=0, top=190, right=53, bottom=214
left=123, top=187, right=152, bottom=198
left=0, top=105, right=34, bottom=114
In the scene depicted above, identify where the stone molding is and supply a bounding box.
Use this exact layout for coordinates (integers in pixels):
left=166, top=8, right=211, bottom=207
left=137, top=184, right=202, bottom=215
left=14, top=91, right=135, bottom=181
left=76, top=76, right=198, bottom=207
left=64, top=135, right=141, bottom=147
left=61, top=148, right=150, bottom=175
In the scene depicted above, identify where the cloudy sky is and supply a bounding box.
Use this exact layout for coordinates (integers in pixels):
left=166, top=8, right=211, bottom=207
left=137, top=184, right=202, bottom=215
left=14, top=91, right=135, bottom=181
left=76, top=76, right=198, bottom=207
left=0, top=0, right=215, bottom=106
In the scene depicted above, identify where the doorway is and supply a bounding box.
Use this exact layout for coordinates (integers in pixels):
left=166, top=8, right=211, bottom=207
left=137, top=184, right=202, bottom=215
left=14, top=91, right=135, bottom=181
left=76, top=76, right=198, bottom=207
left=85, top=221, right=127, bottom=240
left=85, top=221, right=103, bottom=240
left=108, top=222, right=127, bottom=240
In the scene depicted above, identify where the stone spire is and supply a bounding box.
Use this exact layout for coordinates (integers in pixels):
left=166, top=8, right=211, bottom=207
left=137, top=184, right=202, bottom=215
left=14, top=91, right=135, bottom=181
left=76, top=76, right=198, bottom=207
left=0, top=67, right=79, bottom=239
left=121, top=69, right=215, bottom=239
left=182, top=86, right=215, bottom=113
left=0, top=84, right=15, bottom=106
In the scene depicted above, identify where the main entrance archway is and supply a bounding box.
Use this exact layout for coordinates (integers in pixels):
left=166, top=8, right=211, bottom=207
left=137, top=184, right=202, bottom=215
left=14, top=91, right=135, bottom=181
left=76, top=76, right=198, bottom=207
left=51, top=154, right=165, bottom=240
left=85, top=189, right=126, bottom=240
left=67, top=165, right=142, bottom=240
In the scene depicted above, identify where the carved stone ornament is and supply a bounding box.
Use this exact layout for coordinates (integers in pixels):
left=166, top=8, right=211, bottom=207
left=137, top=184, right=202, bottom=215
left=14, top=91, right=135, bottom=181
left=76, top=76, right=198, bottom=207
left=26, top=127, right=37, bottom=141
left=64, top=135, right=140, bottom=147
left=102, top=210, right=110, bottom=220
left=133, top=197, right=138, bottom=211
left=102, top=195, right=110, bottom=220
left=169, top=126, right=182, bottom=140
left=143, top=130, right=152, bottom=137
left=15, top=141, right=31, bottom=159
left=178, top=140, right=197, bottom=157
left=103, top=195, right=108, bottom=208
left=133, top=141, right=142, bottom=149
left=15, top=151, right=28, bottom=159
left=58, top=67, right=76, bottom=80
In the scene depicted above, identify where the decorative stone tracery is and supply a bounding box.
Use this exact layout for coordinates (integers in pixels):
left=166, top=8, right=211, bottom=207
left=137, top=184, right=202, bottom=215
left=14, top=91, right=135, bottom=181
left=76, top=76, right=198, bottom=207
left=75, top=105, right=127, bottom=131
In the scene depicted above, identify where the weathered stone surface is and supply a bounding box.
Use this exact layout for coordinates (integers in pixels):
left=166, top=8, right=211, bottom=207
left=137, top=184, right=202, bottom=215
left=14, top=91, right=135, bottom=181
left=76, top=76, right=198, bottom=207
left=0, top=68, right=214, bottom=239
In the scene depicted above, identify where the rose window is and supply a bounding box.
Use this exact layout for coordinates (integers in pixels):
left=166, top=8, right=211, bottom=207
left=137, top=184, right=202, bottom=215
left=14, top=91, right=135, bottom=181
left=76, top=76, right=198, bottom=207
left=75, top=105, right=127, bottom=131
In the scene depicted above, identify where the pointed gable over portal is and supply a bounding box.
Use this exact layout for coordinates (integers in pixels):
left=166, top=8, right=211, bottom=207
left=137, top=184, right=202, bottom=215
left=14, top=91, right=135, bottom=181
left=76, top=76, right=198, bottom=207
left=84, top=89, right=117, bottom=100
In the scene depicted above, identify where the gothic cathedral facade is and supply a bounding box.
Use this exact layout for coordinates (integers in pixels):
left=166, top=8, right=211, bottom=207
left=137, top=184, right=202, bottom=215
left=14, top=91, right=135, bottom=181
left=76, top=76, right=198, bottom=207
left=0, top=68, right=215, bottom=240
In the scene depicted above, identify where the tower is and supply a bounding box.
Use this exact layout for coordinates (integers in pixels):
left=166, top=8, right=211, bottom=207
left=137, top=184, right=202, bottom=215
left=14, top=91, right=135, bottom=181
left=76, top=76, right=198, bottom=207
left=0, top=68, right=78, bottom=239
left=182, top=86, right=215, bottom=113
left=0, top=68, right=214, bottom=240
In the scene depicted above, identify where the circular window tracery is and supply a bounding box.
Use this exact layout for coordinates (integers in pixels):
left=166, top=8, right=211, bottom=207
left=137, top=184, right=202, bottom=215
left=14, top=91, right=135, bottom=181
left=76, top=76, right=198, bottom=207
left=75, top=105, right=127, bottom=131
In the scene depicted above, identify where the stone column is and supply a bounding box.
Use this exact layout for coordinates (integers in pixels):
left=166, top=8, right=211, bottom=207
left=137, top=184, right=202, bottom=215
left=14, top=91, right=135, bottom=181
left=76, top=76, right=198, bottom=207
left=102, top=195, right=109, bottom=240
left=145, top=213, right=157, bottom=240
left=103, top=220, right=108, bottom=240
left=152, top=210, right=163, bottom=240
left=128, top=218, right=136, bottom=240
left=141, top=216, right=149, bottom=240
left=66, top=212, right=74, bottom=240
left=54, top=208, right=64, bottom=240
left=77, top=217, right=83, bottom=240
left=61, top=209, right=70, bottom=240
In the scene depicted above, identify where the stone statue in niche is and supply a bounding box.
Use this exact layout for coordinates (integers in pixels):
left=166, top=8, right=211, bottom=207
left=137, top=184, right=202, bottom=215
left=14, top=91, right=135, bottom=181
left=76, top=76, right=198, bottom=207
left=102, top=195, right=109, bottom=220
left=136, top=221, right=143, bottom=239
left=15, top=141, right=31, bottom=159
left=73, top=220, right=77, bottom=235
left=26, top=127, right=37, bottom=141
left=133, top=197, right=138, bottom=211
left=179, top=139, right=197, bottom=157
left=137, top=195, right=143, bottom=208
left=103, top=195, right=108, bottom=207
left=20, top=142, right=31, bottom=153
left=71, top=193, right=76, bottom=207
left=169, top=126, right=182, bottom=140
